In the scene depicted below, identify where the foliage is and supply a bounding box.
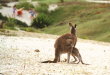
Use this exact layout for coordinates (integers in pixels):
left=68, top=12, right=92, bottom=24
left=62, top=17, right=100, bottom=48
left=31, top=13, right=53, bottom=28
left=3, top=17, right=27, bottom=30
left=16, top=2, right=34, bottom=10
left=0, top=4, right=2, bottom=9
left=0, top=13, right=27, bottom=29
left=35, top=3, right=48, bottom=13
left=0, top=13, right=7, bottom=20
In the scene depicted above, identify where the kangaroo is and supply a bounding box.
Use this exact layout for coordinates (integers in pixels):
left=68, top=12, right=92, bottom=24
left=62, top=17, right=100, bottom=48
left=53, top=23, right=77, bottom=63
left=42, top=23, right=78, bottom=63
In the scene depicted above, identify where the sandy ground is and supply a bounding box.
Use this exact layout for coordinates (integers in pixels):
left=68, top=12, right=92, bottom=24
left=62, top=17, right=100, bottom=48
left=0, top=31, right=110, bottom=75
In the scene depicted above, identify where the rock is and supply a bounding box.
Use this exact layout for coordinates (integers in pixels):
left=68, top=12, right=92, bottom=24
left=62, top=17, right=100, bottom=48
left=34, top=49, right=40, bottom=52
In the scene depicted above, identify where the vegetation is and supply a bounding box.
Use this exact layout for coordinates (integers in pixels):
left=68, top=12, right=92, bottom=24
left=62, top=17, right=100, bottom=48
left=39, top=2, right=110, bottom=42
left=31, top=13, right=53, bottom=28
left=33, top=0, right=85, bottom=3
left=4, top=18, right=27, bottom=30
left=0, top=13, right=27, bottom=30
left=0, top=13, right=7, bottom=20
left=35, top=3, right=48, bottom=13
left=16, top=2, right=34, bottom=10
left=0, top=4, right=2, bottom=9
left=1, top=0, right=110, bottom=42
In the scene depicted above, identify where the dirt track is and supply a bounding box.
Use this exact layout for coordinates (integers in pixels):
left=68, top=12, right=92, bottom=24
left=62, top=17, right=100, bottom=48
left=0, top=31, right=110, bottom=75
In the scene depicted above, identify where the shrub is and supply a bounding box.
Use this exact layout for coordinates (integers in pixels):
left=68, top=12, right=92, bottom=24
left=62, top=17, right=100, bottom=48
left=16, top=2, right=34, bottom=10
left=4, top=17, right=27, bottom=30
left=31, top=13, right=53, bottom=28
left=7, top=18, right=27, bottom=27
left=0, top=13, right=27, bottom=27
left=13, top=18, right=27, bottom=27
left=0, top=13, right=7, bottom=20
left=0, top=4, right=2, bottom=9
left=35, top=3, right=48, bottom=13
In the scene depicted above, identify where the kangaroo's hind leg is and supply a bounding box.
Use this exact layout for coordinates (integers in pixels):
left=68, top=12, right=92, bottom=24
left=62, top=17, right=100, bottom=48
left=67, top=52, right=70, bottom=63
left=53, top=48, right=60, bottom=63
left=72, top=55, right=78, bottom=62
left=67, top=46, right=73, bottom=63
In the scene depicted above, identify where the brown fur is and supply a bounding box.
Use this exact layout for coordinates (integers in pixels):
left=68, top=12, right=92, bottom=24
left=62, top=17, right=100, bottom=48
left=42, top=23, right=78, bottom=63
left=54, top=33, right=77, bottom=63
left=53, top=23, right=77, bottom=63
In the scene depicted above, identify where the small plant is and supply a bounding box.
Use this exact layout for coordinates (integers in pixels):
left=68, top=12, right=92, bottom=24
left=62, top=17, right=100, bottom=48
left=31, top=13, right=53, bottom=28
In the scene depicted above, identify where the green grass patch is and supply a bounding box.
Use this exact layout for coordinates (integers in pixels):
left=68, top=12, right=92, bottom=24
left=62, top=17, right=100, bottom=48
left=20, top=27, right=41, bottom=32
left=19, top=0, right=85, bottom=4
left=39, top=2, right=110, bottom=42
left=2, top=1, right=110, bottom=42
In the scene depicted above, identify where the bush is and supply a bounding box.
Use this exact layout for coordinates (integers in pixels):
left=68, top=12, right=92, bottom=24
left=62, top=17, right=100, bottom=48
left=16, top=2, right=34, bottom=10
left=0, top=13, right=7, bottom=20
left=13, top=18, right=27, bottom=27
left=4, top=17, right=27, bottom=30
left=0, top=4, right=2, bottom=9
left=35, top=3, right=48, bottom=13
left=7, top=18, right=27, bottom=27
left=0, top=13, right=27, bottom=27
left=31, top=13, right=53, bottom=28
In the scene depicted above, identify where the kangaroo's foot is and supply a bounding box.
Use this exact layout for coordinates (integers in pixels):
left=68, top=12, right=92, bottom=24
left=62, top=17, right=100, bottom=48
left=82, top=63, right=90, bottom=65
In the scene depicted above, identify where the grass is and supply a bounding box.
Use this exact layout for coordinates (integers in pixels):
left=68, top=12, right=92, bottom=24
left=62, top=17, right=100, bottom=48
left=20, top=27, right=42, bottom=32
left=1, top=1, right=110, bottom=42
left=16, top=2, right=34, bottom=10
left=19, top=0, right=86, bottom=4
left=39, top=2, right=110, bottom=42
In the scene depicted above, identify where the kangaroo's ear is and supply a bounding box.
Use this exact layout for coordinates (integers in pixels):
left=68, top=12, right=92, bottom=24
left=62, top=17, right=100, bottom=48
left=69, top=22, right=73, bottom=27
left=74, top=24, right=77, bottom=28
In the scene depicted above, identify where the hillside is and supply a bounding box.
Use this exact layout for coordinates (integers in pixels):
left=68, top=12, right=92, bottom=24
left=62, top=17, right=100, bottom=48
left=0, top=1, right=110, bottom=42
left=40, top=2, right=110, bottom=42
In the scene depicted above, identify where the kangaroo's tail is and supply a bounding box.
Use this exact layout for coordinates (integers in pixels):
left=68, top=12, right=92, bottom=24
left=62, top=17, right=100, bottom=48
left=41, top=60, right=55, bottom=63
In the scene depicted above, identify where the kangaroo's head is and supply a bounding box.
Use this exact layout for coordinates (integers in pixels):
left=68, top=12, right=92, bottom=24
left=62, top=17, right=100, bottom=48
left=69, top=23, right=77, bottom=35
